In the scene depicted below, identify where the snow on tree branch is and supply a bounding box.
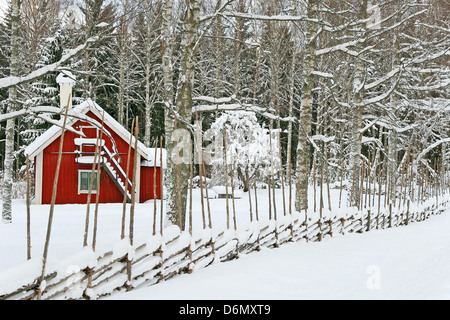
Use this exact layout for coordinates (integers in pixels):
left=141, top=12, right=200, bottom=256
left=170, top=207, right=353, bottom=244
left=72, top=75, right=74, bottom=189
left=0, top=36, right=100, bottom=90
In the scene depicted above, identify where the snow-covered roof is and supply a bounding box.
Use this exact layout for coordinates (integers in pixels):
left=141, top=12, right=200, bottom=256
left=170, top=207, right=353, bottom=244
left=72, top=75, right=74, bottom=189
left=141, top=148, right=167, bottom=168
left=24, top=99, right=151, bottom=161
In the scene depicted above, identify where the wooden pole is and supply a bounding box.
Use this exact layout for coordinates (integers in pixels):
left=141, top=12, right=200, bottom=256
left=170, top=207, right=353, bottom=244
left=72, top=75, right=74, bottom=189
left=365, top=151, right=371, bottom=209
left=319, top=152, right=324, bottom=219
left=160, top=136, right=164, bottom=235
left=92, top=112, right=106, bottom=252
left=122, top=118, right=135, bottom=239
left=325, top=148, right=332, bottom=211
left=268, top=173, right=272, bottom=220
left=26, top=155, right=31, bottom=260
left=377, top=164, right=383, bottom=228
left=199, top=111, right=212, bottom=229
left=202, top=154, right=212, bottom=229
left=384, top=159, right=389, bottom=208
left=359, top=158, right=365, bottom=211
left=223, top=132, right=230, bottom=229
left=313, top=151, right=317, bottom=213
left=269, top=133, right=277, bottom=222
left=153, top=137, right=158, bottom=236
left=278, top=123, right=286, bottom=217
left=409, top=154, right=414, bottom=203
left=84, top=113, right=105, bottom=247
left=254, top=180, right=259, bottom=222
left=175, top=121, right=182, bottom=226
left=230, top=148, right=237, bottom=231
left=287, top=120, right=293, bottom=217
left=371, top=151, right=378, bottom=207
left=83, top=138, right=98, bottom=247
left=339, top=157, right=344, bottom=208
left=246, top=169, right=253, bottom=223
left=189, top=140, right=193, bottom=235
left=129, top=117, right=139, bottom=247
left=127, top=118, right=139, bottom=290
left=195, top=110, right=206, bottom=229
left=188, top=139, right=193, bottom=273
left=37, top=94, right=71, bottom=300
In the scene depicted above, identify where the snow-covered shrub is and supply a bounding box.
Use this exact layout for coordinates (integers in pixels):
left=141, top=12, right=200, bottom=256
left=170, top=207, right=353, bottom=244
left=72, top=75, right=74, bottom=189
left=205, top=111, right=280, bottom=191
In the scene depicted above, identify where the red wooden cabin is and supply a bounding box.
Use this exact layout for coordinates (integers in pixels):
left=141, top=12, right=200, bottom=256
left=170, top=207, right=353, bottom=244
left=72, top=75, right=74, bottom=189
left=25, top=78, right=165, bottom=205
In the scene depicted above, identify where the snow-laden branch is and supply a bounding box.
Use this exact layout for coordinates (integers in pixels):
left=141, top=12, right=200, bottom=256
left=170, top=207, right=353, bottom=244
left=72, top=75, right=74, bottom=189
left=199, top=0, right=236, bottom=23
left=372, top=116, right=417, bottom=133
left=364, top=67, right=401, bottom=91
left=408, top=46, right=450, bottom=65
left=219, top=11, right=306, bottom=22
left=415, top=138, right=450, bottom=165
left=194, top=0, right=235, bottom=55
left=193, top=96, right=236, bottom=104
left=311, top=71, right=334, bottom=79
left=0, top=106, right=84, bottom=136
left=311, top=134, right=335, bottom=143
left=361, top=136, right=383, bottom=147
left=0, top=36, right=99, bottom=90
left=192, top=100, right=297, bottom=124
left=407, top=79, right=450, bottom=91
left=367, top=9, right=428, bottom=41
left=315, top=38, right=362, bottom=57
left=357, top=70, right=402, bottom=107
left=0, top=106, right=61, bottom=123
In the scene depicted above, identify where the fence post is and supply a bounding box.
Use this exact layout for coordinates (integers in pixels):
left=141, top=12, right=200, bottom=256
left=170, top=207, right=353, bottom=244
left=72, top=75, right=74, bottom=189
left=26, top=155, right=31, bottom=261
left=36, top=94, right=71, bottom=300
left=366, top=209, right=371, bottom=232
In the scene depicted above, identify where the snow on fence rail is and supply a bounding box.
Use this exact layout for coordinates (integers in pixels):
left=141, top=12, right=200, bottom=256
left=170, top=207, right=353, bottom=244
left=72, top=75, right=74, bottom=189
left=1, top=197, right=449, bottom=300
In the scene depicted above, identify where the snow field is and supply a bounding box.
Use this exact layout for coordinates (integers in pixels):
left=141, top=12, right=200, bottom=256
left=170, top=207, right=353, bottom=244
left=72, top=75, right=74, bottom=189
left=110, top=209, right=450, bottom=300
left=1, top=187, right=449, bottom=299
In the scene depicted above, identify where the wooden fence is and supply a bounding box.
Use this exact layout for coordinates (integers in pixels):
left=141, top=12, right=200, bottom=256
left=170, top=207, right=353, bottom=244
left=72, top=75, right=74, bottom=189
left=1, top=196, right=449, bottom=300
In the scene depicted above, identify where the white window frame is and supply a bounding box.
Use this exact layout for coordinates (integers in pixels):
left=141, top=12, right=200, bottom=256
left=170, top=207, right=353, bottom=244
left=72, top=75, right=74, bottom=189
left=78, top=126, right=99, bottom=154
left=78, top=170, right=99, bottom=194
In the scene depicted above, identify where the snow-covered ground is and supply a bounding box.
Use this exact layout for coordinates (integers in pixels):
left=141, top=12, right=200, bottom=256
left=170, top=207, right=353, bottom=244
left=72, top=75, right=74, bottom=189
left=0, top=187, right=337, bottom=272
left=108, top=210, right=450, bottom=300
left=1, top=187, right=449, bottom=300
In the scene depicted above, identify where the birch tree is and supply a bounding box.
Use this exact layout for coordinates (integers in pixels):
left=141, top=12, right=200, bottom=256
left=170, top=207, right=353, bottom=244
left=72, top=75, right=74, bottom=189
left=1, top=0, right=19, bottom=224
left=163, top=0, right=202, bottom=229
left=346, top=0, right=368, bottom=208
left=295, top=0, right=317, bottom=212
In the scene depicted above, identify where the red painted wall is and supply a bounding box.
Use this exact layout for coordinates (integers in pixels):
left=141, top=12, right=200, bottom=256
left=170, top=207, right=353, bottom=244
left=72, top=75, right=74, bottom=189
left=140, top=167, right=162, bottom=203
left=39, top=111, right=160, bottom=204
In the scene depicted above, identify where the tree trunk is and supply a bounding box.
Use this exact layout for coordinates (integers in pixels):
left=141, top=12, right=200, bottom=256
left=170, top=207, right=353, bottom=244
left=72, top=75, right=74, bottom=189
left=295, top=0, right=318, bottom=212
left=161, top=0, right=175, bottom=226
left=2, top=0, right=20, bottom=224
left=346, top=0, right=367, bottom=208
left=144, top=0, right=153, bottom=146
left=165, top=0, right=200, bottom=230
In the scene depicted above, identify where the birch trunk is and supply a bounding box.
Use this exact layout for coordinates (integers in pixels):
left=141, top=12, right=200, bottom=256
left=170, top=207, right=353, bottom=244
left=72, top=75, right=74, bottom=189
left=162, top=0, right=175, bottom=226
left=387, top=11, right=401, bottom=206
left=144, top=0, right=153, bottom=146
left=2, top=0, right=20, bottom=224
left=295, top=0, right=317, bottom=212
left=118, top=14, right=126, bottom=126
left=165, top=0, right=200, bottom=230
left=346, top=0, right=367, bottom=208
left=287, top=47, right=297, bottom=215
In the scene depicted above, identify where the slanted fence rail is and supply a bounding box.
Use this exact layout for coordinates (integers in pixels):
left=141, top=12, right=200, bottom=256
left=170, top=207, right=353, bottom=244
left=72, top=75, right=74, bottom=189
left=1, top=196, right=449, bottom=300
